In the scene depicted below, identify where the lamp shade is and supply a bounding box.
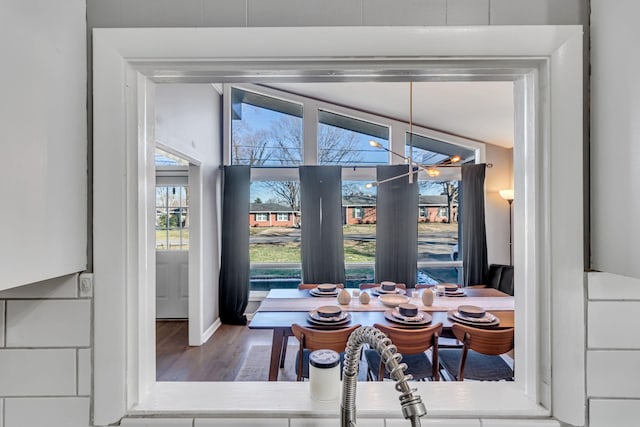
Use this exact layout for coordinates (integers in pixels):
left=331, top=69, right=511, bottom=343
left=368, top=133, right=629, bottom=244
left=499, top=189, right=514, bottom=201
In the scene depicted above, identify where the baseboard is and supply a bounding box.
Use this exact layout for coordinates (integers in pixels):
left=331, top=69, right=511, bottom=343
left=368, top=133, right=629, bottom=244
left=201, top=318, right=221, bottom=344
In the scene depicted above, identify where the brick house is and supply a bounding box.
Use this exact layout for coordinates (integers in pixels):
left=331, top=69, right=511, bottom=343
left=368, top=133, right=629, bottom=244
left=342, top=194, right=457, bottom=224
left=249, top=202, right=299, bottom=227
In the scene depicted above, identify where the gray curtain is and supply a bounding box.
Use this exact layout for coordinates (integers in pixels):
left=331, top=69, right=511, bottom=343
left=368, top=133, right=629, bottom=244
left=460, top=163, right=489, bottom=286
left=375, top=165, right=418, bottom=288
left=300, top=166, right=345, bottom=284
left=219, top=165, right=250, bottom=325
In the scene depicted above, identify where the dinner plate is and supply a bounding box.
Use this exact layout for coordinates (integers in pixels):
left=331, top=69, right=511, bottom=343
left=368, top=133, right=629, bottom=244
left=384, top=310, right=432, bottom=326
left=444, top=290, right=466, bottom=297
left=391, top=308, right=427, bottom=323
left=371, top=287, right=407, bottom=296
left=308, top=309, right=349, bottom=323
left=309, top=288, right=339, bottom=297
left=307, top=312, right=351, bottom=327
left=447, top=310, right=500, bottom=327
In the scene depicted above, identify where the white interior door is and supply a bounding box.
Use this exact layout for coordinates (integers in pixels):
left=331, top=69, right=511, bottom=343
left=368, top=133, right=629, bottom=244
left=155, top=169, right=190, bottom=319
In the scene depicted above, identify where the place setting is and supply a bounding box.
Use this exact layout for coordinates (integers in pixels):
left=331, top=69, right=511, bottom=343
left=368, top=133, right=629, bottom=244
left=437, top=283, right=467, bottom=297
left=370, top=281, right=407, bottom=296
left=384, top=303, right=432, bottom=327
left=309, top=283, right=341, bottom=297
left=307, top=305, right=351, bottom=327
left=448, top=304, right=500, bottom=327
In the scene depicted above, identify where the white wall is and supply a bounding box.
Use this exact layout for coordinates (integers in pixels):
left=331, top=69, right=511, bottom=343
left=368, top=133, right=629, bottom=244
left=0, top=0, right=87, bottom=290
left=590, top=0, right=640, bottom=279
left=485, top=145, right=514, bottom=266
left=1, top=1, right=597, bottom=427
left=155, top=84, right=223, bottom=328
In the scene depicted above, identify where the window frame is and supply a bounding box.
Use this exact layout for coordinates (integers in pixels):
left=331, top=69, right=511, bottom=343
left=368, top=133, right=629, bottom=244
left=92, top=26, right=585, bottom=426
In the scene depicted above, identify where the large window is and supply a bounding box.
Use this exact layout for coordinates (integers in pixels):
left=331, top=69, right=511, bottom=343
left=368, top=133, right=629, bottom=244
left=230, top=84, right=475, bottom=290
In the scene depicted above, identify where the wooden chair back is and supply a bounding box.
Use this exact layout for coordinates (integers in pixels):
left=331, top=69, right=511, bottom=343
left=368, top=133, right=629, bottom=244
left=291, top=323, right=361, bottom=381
left=451, top=323, right=514, bottom=381
left=298, top=283, right=344, bottom=290
left=359, top=283, right=406, bottom=290
left=372, top=322, right=443, bottom=380
left=451, top=323, right=514, bottom=356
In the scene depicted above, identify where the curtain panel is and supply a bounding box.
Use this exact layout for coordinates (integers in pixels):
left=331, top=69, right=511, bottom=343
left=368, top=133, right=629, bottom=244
left=375, top=165, right=419, bottom=288
left=219, top=165, right=250, bottom=325
left=460, top=163, right=489, bottom=286
left=299, top=166, right=346, bottom=284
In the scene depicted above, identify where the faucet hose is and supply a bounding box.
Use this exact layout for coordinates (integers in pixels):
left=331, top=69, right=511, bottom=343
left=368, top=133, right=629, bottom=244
left=340, top=326, right=427, bottom=427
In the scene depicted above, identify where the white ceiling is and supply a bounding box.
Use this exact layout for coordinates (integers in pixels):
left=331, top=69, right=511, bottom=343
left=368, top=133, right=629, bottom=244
left=268, top=81, right=515, bottom=149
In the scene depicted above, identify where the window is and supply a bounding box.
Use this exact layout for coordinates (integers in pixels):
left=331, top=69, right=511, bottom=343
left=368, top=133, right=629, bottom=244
left=249, top=180, right=301, bottom=291
left=318, top=110, right=389, bottom=165
left=231, top=88, right=303, bottom=166
left=352, top=207, right=364, bottom=219
left=94, top=25, right=585, bottom=426
left=343, top=180, right=376, bottom=287
left=155, top=185, right=189, bottom=250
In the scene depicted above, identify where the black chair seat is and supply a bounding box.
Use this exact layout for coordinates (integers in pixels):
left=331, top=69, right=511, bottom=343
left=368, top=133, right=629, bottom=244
left=364, top=349, right=434, bottom=380
left=439, top=348, right=513, bottom=381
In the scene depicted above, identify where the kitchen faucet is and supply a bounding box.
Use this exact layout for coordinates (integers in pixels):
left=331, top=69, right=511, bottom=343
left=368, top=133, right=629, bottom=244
left=340, top=326, right=427, bottom=427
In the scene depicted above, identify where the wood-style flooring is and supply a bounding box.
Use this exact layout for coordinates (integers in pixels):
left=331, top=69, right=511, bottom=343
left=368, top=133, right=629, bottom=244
left=156, top=320, right=274, bottom=381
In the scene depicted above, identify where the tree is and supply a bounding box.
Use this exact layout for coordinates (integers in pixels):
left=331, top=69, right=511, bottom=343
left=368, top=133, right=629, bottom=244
left=231, top=120, right=273, bottom=165
left=420, top=180, right=459, bottom=223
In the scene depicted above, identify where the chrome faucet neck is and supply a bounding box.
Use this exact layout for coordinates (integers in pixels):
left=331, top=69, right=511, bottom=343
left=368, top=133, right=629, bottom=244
left=340, top=326, right=427, bottom=427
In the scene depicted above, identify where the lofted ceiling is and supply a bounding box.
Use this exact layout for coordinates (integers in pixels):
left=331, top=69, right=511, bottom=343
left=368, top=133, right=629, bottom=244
left=267, top=81, right=514, bottom=149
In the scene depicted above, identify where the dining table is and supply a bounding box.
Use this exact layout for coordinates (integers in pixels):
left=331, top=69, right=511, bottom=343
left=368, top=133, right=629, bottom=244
left=248, top=286, right=514, bottom=381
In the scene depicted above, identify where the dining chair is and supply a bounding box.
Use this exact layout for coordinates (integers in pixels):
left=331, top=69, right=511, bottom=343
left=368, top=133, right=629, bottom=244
left=364, top=322, right=443, bottom=381
left=297, top=283, right=344, bottom=290
left=359, top=283, right=406, bottom=290
left=438, top=323, right=514, bottom=381
left=290, top=323, right=361, bottom=381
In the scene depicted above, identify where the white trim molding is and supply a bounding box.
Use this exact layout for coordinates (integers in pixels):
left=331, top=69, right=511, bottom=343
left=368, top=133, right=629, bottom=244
left=92, top=26, right=584, bottom=426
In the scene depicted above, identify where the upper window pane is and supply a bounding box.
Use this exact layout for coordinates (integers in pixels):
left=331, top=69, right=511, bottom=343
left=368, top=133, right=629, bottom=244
left=231, top=88, right=303, bottom=166
left=318, top=110, right=389, bottom=166
left=405, top=132, right=475, bottom=166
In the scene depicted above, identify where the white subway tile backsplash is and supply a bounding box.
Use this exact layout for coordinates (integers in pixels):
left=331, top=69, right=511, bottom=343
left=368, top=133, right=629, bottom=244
left=121, top=0, right=204, bottom=27
left=363, top=0, right=446, bottom=25
left=590, top=398, right=640, bottom=427
left=4, top=397, right=89, bottom=427
left=587, top=350, right=640, bottom=397
left=0, top=349, right=76, bottom=396
left=387, top=419, right=479, bottom=426
left=588, top=301, right=640, bottom=349
left=490, top=0, right=587, bottom=25
left=77, top=348, right=91, bottom=395
left=6, top=300, right=90, bottom=347
left=0, top=399, right=3, bottom=427
left=446, top=0, right=489, bottom=25
left=121, top=419, right=193, bottom=427
left=0, top=274, right=77, bottom=299
left=203, top=0, right=247, bottom=27
left=196, top=419, right=288, bottom=426
left=588, top=272, right=640, bottom=300
left=481, top=419, right=560, bottom=427
left=247, top=0, right=362, bottom=27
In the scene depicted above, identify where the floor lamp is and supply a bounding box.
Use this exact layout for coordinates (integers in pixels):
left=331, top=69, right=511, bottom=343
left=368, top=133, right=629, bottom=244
left=499, top=189, right=514, bottom=266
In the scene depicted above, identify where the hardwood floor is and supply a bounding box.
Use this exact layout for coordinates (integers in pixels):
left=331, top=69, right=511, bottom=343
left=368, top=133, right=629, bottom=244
left=156, top=320, right=274, bottom=381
